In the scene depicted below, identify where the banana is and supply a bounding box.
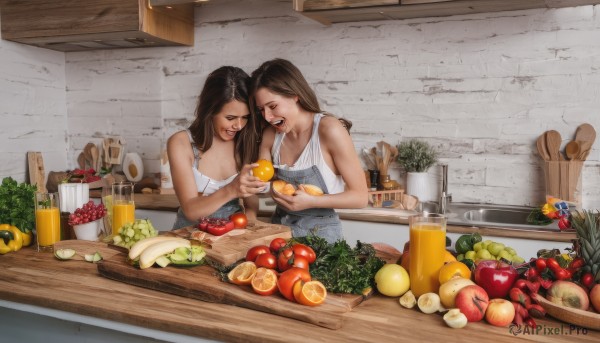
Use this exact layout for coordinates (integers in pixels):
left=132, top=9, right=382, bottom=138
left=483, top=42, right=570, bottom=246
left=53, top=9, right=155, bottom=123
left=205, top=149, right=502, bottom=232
left=443, top=309, right=468, bottom=328
left=417, top=292, right=441, bottom=314
left=129, top=236, right=185, bottom=260
left=139, top=238, right=191, bottom=269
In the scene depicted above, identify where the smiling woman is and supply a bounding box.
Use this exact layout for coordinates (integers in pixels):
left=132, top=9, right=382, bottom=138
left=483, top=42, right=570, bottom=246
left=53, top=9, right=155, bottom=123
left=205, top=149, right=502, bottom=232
left=167, top=66, right=267, bottom=230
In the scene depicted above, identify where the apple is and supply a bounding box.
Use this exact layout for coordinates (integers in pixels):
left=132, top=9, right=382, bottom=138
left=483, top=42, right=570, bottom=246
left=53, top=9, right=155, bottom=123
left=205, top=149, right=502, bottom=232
left=547, top=280, right=589, bottom=310
left=485, top=298, right=515, bottom=327
left=455, top=285, right=489, bottom=322
left=474, top=260, right=518, bottom=299
left=439, top=277, right=475, bottom=308
left=591, top=284, right=600, bottom=313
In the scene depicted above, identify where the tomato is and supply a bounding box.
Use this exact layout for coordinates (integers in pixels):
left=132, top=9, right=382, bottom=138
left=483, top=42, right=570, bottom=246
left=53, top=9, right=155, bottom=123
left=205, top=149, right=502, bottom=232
left=246, top=245, right=270, bottom=262
left=581, top=272, right=594, bottom=288
left=269, top=237, right=287, bottom=254
left=569, top=258, right=585, bottom=270
left=277, top=267, right=311, bottom=302
left=252, top=159, right=275, bottom=182
left=255, top=252, right=277, bottom=270
left=546, top=258, right=561, bottom=273
left=291, top=255, right=310, bottom=270
left=291, top=244, right=316, bottom=264
left=535, top=258, right=546, bottom=272
left=278, top=248, right=294, bottom=272
left=230, top=213, right=248, bottom=229
left=554, top=268, right=570, bottom=280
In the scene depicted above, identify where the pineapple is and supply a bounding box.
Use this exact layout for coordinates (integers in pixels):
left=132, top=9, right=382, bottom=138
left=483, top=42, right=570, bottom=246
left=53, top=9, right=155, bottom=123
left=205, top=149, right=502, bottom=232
left=571, top=210, right=600, bottom=282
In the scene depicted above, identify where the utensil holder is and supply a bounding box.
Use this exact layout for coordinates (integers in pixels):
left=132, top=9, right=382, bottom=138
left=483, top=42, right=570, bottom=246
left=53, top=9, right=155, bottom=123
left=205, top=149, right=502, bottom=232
left=368, top=189, right=404, bottom=208
left=543, top=161, right=583, bottom=205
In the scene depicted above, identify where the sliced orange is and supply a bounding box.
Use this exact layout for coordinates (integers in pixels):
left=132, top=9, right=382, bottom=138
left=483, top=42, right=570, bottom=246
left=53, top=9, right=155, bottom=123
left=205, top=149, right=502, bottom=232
left=251, top=267, right=278, bottom=296
left=293, top=280, right=327, bottom=306
left=227, top=261, right=257, bottom=285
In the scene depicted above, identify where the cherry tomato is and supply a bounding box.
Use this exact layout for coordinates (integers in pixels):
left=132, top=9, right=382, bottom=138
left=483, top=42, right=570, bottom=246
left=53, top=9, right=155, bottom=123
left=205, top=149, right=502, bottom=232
left=230, top=213, right=248, bottom=229
left=535, top=258, right=547, bottom=272
left=277, top=267, right=311, bottom=302
left=527, top=267, right=539, bottom=280
left=546, top=257, right=561, bottom=273
left=277, top=248, right=294, bottom=272
left=269, top=237, right=287, bottom=254
left=291, top=244, right=316, bottom=264
left=246, top=245, right=270, bottom=262
left=255, top=252, right=277, bottom=270
left=554, top=268, right=570, bottom=280
left=252, top=159, right=275, bottom=182
left=581, top=272, right=594, bottom=288
left=291, top=255, right=310, bottom=270
left=569, top=257, right=585, bottom=270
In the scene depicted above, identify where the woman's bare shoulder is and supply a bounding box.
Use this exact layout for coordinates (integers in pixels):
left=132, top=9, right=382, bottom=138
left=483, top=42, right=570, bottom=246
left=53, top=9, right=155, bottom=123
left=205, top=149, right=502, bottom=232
left=319, top=115, right=350, bottom=143
left=167, top=130, right=190, bottom=147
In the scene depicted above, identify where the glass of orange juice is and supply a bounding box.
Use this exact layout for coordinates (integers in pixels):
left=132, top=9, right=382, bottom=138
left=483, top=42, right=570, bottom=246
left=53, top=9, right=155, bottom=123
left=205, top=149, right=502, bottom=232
left=35, top=192, right=61, bottom=252
left=111, top=181, right=135, bottom=236
left=409, top=213, right=447, bottom=297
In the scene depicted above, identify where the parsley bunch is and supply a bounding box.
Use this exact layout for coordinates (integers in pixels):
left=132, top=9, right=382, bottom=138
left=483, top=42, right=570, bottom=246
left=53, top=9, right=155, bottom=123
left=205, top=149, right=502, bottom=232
left=0, top=177, right=37, bottom=233
left=294, top=235, right=385, bottom=295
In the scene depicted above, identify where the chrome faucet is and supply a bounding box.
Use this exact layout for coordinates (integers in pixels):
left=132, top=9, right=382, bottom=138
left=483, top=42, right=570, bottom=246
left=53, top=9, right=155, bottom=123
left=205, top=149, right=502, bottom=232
left=440, top=164, right=452, bottom=214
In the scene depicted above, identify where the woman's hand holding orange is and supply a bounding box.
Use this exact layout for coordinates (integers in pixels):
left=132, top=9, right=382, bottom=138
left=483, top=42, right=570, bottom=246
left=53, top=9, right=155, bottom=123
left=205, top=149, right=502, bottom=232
left=272, top=184, right=316, bottom=212
left=228, top=164, right=267, bottom=198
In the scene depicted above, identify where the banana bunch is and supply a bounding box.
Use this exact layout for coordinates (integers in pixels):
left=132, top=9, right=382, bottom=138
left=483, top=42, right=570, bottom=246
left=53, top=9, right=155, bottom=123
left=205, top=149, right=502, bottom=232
left=129, top=236, right=205, bottom=269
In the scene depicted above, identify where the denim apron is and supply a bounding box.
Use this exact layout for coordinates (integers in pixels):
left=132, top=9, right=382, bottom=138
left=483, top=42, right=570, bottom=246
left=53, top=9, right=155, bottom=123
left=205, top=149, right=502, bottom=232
left=171, top=130, right=242, bottom=230
left=271, top=165, right=343, bottom=243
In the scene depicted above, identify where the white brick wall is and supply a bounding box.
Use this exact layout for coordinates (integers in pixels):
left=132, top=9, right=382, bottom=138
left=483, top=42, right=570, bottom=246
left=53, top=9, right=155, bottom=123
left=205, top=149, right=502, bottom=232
left=2, top=0, right=600, bottom=209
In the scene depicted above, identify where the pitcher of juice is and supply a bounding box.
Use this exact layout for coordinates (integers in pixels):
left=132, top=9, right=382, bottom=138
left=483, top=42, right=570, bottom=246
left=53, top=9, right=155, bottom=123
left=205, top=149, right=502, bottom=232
left=409, top=213, right=447, bottom=297
left=111, top=181, right=135, bottom=235
left=35, top=192, right=61, bottom=252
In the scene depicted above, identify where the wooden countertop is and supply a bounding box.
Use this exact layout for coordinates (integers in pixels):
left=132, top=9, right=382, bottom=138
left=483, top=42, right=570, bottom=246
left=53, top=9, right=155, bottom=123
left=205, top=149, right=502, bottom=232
left=1, top=244, right=597, bottom=342
left=108, top=193, right=577, bottom=243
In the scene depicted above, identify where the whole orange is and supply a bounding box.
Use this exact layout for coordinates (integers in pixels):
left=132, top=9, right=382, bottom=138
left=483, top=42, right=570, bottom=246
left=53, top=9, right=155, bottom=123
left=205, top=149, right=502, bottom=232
left=439, top=261, right=472, bottom=285
left=252, top=159, right=275, bottom=182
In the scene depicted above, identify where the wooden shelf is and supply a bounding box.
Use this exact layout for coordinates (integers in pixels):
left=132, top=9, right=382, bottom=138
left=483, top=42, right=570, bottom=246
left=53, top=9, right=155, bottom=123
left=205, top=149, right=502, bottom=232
left=294, top=0, right=600, bottom=25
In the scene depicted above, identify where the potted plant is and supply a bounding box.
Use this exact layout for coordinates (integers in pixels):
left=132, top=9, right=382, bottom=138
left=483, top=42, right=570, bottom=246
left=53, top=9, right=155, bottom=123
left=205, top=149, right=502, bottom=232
left=396, top=139, right=438, bottom=202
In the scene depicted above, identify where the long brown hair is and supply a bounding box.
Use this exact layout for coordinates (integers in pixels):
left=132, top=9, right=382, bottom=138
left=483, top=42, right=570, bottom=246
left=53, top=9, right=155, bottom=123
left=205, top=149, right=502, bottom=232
left=249, top=58, right=352, bottom=133
left=188, top=66, right=259, bottom=167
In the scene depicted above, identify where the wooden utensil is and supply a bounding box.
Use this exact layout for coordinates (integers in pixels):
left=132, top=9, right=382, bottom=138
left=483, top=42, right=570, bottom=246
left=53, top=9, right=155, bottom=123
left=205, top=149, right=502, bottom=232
left=77, top=152, right=86, bottom=170
left=83, top=142, right=95, bottom=169
left=565, top=141, right=580, bottom=160
left=90, top=144, right=99, bottom=171
left=575, top=123, right=596, bottom=160
left=545, top=130, right=562, bottom=161
left=536, top=133, right=550, bottom=161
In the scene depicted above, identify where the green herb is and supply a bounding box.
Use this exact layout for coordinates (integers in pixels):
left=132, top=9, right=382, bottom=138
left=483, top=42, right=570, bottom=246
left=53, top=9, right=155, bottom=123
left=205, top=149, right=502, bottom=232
left=294, top=235, right=385, bottom=295
left=396, top=139, right=438, bottom=173
left=0, top=177, right=37, bottom=233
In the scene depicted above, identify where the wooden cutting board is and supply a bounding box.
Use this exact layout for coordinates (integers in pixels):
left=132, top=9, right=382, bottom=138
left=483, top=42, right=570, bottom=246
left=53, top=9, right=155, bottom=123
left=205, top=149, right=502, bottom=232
left=172, top=221, right=293, bottom=267
left=97, top=252, right=365, bottom=330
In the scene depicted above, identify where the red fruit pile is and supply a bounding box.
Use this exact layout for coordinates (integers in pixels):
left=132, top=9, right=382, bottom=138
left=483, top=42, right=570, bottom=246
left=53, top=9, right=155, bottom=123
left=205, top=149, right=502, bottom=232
left=197, top=217, right=235, bottom=236
left=68, top=201, right=107, bottom=226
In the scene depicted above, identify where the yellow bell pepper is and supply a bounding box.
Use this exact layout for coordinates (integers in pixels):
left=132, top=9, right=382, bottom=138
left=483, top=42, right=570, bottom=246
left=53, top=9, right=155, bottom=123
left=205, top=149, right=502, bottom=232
left=0, top=224, right=23, bottom=252
left=0, top=238, right=11, bottom=254
left=21, top=230, right=32, bottom=247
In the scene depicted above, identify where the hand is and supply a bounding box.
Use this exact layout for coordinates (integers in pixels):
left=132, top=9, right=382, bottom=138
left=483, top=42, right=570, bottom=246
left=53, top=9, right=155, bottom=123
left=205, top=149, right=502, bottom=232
left=271, top=184, right=314, bottom=212
left=226, top=164, right=266, bottom=198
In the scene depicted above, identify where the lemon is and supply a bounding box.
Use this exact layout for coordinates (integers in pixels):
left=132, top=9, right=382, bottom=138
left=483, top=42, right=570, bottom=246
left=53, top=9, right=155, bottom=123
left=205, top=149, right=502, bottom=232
left=374, top=263, right=410, bottom=297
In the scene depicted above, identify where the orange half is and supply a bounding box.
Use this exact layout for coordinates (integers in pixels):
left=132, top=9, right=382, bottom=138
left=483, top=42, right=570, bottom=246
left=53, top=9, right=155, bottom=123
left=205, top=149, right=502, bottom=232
left=227, top=261, right=257, bottom=286
left=251, top=267, right=278, bottom=296
left=293, top=280, right=327, bottom=306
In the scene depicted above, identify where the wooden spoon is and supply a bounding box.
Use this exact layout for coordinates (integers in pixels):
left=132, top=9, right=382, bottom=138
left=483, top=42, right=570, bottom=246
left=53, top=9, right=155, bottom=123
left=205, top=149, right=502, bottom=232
left=545, top=130, right=562, bottom=161
left=565, top=141, right=581, bottom=161
left=575, top=123, right=596, bottom=160
left=90, top=144, right=99, bottom=171
left=77, top=152, right=86, bottom=170
left=536, top=134, right=550, bottom=161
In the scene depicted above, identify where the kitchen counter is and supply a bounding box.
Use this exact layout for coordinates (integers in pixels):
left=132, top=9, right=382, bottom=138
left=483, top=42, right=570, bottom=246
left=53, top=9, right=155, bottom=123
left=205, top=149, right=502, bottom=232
left=109, top=193, right=577, bottom=243
left=1, top=244, right=597, bottom=342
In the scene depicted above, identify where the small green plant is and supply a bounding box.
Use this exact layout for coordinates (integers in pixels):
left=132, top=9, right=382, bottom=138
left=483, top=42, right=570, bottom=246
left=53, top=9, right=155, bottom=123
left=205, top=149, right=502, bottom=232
left=396, top=139, right=438, bottom=173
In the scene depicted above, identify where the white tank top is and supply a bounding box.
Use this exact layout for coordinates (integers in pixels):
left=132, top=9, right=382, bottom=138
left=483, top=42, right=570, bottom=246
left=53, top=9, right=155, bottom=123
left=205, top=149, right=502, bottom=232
left=271, top=113, right=345, bottom=194
left=186, top=130, right=237, bottom=195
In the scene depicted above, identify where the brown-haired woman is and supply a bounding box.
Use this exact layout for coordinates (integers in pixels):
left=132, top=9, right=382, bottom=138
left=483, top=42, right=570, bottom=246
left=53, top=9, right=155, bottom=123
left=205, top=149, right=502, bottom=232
left=249, top=58, right=368, bottom=243
left=168, top=66, right=266, bottom=229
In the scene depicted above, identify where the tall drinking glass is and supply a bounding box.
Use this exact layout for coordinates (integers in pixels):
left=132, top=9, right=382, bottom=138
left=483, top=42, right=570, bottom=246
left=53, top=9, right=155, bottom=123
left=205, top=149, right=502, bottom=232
left=35, top=192, right=61, bottom=252
left=409, top=213, right=447, bottom=297
left=112, top=181, right=135, bottom=235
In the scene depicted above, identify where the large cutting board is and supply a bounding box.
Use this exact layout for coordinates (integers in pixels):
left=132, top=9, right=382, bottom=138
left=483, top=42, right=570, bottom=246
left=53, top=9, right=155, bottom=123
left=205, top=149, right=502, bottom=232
left=97, top=252, right=364, bottom=330
left=171, top=221, right=293, bottom=266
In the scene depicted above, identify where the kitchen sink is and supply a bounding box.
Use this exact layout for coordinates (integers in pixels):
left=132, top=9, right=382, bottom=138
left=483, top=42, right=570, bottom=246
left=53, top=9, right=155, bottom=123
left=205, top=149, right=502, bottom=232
left=420, top=202, right=560, bottom=231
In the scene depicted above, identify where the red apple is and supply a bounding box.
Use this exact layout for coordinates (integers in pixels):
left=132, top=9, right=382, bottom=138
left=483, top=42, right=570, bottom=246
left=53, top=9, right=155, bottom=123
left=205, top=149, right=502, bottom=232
left=474, top=260, right=518, bottom=299
left=546, top=280, right=589, bottom=310
left=455, top=285, right=489, bottom=322
left=485, top=298, right=515, bottom=327
left=591, top=284, right=600, bottom=313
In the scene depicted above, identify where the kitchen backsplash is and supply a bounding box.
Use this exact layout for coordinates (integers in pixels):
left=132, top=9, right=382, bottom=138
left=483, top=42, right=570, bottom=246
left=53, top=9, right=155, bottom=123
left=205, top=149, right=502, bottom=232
left=0, top=0, right=599, bottom=209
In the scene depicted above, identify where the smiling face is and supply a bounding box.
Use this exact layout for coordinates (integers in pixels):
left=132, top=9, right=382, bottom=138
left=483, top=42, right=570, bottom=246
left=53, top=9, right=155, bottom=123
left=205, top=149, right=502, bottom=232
left=254, top=87, right=300, bottom=133
left=212, top=100, right=250, bottom=141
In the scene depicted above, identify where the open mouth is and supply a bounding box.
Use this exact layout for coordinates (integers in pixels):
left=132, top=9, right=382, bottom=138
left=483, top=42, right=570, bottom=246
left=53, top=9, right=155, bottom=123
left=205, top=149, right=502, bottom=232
left=271, top=119, right=285, bottom=129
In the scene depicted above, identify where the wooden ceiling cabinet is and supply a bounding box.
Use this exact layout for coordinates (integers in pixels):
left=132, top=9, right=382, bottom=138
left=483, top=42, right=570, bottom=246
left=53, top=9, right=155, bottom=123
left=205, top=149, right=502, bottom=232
left=293, top=0, right=600, bottom=25
left=0, top=0, right=194, bottom=51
